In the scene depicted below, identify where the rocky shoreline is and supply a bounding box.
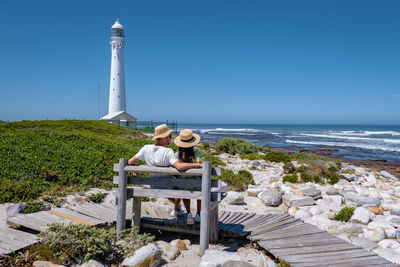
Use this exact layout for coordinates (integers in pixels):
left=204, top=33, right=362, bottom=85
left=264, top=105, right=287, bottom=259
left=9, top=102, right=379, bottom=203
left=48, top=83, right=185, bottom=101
left=217, top=152, right=400, bottom=265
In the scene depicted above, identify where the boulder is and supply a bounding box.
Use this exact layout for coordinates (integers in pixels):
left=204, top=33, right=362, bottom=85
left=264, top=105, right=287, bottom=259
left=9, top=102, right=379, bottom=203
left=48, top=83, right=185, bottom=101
left=374, top=248, right=400, bottom=265
left=295, top=209, right=312, bottom=220
left=344, top=194, right=381, bottom=207
left=322, top=195, right=343, bottom=206
left=249, top=198, right=263, bottom=208
left=337, top=223, right=363, bottom=236
left=200, top=249, right=245, bottom=267
left=349, top=237, right=377, bottom=251
left=157, top=241, right=180, bottom=260
left=368, top=221, right=396, bottom=239
left=385, top=215, right=400, bottom=228
left=303, top=188, right=321, bottom=199
left=341, top=173, right=355, bottom=182
left=247, top=188, right=263, bottom=197
left=170, top=239, right=188, bottom=251
left=363, top=227, right=385, bottom=242
left=283, top=194, right=314, bottom=207
left=350, top=207, right=370, bottom=224
left=225, top=191, right=244, bottom=205
left=388, top=206, right=400, bottom=216
left=78, top=260, right=104, bottom=267
left=325, top=188, right=341, bottom=196
left=378, top=239, right=400, bottom=249
left=121, top=243, right=161, bottom=267
left=366, top=207, right=383, bottom=215
left=396, top=230, right=400, bottom=241
left=259, top=190, right=282, bottom=207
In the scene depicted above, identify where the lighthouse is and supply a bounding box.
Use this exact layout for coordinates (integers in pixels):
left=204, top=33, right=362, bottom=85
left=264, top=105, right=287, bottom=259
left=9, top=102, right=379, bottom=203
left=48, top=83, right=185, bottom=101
left=101, top=20, right=136, bottom=126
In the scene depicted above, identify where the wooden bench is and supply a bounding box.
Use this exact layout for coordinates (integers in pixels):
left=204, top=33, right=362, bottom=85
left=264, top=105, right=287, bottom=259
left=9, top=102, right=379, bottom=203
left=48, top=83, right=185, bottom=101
left=113, top=159, right=225, bottom=255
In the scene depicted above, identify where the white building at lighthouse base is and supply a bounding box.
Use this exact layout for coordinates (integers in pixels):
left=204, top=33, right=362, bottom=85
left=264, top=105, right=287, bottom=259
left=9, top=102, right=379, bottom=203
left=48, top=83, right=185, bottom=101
left=100, top=111, right=137, bottom=127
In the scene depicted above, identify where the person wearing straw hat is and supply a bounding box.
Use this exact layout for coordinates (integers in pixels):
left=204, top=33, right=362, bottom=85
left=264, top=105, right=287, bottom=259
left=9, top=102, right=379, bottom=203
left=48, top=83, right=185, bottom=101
left=128, top=124, right=202, bottom=217
left=174, top=129, right=203, bottom=225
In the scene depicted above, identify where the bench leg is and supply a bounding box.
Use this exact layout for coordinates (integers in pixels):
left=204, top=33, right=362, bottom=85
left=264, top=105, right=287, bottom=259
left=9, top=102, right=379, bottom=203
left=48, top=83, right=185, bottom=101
left=132, top=197, right=141, bottom=232
left=209, top=202, right=218, bottom=243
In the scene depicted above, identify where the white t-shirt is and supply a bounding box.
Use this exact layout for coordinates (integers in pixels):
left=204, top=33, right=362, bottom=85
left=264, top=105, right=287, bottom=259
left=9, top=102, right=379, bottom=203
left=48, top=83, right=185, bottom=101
left=135, top=144, right=177, bottom=167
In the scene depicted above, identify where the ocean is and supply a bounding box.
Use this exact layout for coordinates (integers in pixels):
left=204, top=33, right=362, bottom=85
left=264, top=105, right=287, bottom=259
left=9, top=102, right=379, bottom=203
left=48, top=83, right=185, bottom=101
left=178, top=124, right=400, bottom=162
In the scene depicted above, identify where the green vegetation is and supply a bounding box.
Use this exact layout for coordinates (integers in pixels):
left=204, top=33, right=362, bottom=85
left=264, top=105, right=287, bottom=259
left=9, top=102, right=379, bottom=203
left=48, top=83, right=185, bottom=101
left=218, top=169, right=254, bottom=191
left=334, top=207, right=355, bottom=222
left=85, top=192, right=106, bottom=203
left=282, top=174, right=298, bottom=183
left=283, top=162, right=295, bottom=173
left=0, top=120, right=6, bottom=124
left=0, top=120, right=152, bottom=203
left=264, top=151, right=290, bottom=163
left=240, top=153, right=263, bottom=160
left=216, top=137, right=256, bottom=155
left=200, top=151, right=226, bottom=167
left=278, top=259, right=294, bottom=267
left=200, top=142, right=210, bottom=150
left=12, top=224, right=155, bottom=265
left=23, top=201, right=47, bottom=214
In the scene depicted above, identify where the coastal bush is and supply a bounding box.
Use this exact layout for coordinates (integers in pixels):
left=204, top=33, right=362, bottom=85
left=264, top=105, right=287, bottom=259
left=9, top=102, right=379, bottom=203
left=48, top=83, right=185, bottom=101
left=263, top=151, right=290, bottom=163
left=282, top=174, right=298, bottom=183
left=216, top=137, right=256, bottom=155
left=283, top=162, right=296, bottom=174
left=36, top=223, right=154, bottom=264
left=334, top=207, right=354, bottom=222
left=0, top=120, right=152, bottom=203
left=199, top=151, right=226, bottom=167
left=23, top=201, right=47, bottom=214
left=219, top=169, right=254, bottom=191
left=323, top=165, right=340, bottom=184
left=200, top=143, right=210, bottom=150
left=86, top=192, right=106, bottom=203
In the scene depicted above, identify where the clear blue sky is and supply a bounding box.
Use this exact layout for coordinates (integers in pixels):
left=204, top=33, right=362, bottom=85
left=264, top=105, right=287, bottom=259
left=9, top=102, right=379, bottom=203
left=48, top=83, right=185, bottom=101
left=1, top=0, right=399, bottom=124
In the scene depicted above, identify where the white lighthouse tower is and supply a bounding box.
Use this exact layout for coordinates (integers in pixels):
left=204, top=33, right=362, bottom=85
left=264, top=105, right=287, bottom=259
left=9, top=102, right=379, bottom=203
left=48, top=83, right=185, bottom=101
left=101, top=20, right=136, bottom=126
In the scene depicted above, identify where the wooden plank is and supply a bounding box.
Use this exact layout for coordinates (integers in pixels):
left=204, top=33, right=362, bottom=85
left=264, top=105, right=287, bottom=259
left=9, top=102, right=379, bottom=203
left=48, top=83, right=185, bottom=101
left=200, top=161, right=212, bottom=256
left=132, top=197, right=141, bottom=231
left=0, top=226, right=38, bottom=243
left=128, top=187, right=202, bottom=199
left=259, top=236, right=347, bottom=249
left=280, top=249, right=376, bottom=263
left=123, top=165, right=221, bottom=176
left=250, top=217, right=299, bottom=236
left=290, top=256, right=393, bottom=267
left=0, top=227, right=38, bottom=254
left=252, top=227, right=325, bottom=241
left=141, top=222, right=200, bottom=235
left=68, top=205, right=115, bottom=222
left=222, top=212, right=256, bottom=232
left=270, top=243, right=359, bottom=255
left=48, top=209, right=105, bottom=226
left=113, top=176, right=220, bottom=188
left=117, top=158, right=128, bottom=235
left=243, top=214, right=279, bottom=230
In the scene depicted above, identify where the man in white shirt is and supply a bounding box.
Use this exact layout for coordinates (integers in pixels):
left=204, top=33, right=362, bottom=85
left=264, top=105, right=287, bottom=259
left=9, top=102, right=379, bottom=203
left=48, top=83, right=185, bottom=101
left=128, top=124, right=202, bottom=216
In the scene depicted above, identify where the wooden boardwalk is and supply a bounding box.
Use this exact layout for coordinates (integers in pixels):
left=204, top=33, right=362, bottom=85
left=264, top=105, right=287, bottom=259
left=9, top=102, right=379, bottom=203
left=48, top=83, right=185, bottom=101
left=1, top=205, right=397, bottom=266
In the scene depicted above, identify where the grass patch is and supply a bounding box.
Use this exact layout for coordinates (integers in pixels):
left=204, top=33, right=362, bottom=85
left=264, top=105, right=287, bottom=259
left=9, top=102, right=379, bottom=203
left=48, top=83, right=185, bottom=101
left=240, top=153, right=263, bottom=160
left=0, top=120, right=153, bottom=203
left=85, top=192, right=106, bottom=203
left=23, top=201, right=47, bottom=214
left=282, top=174, right=297, bottom=183
left=263, top=151, right=290, bottom=163
left=334, top=206, right=355, bottom=222
left=216, top=137, right=257, bottom=155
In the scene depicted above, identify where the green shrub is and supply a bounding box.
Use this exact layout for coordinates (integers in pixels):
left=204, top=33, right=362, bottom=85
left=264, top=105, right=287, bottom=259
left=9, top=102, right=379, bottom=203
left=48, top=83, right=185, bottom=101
left=215, top=137, right=256, bottom=155
left=200, top=151, right=226, bottom=167
left=23, top=201, right=47, bottom=214
left=219, top=169, right=254, bottom=191
left=86, top=192, right=106, bottom=203
left=282, top=174, right=297, bottom=183
left=263, top=151, right=290, bottom=163
left=334, top=207, right=354, bottom=222
left=323, top=165, right=340, bottom=184
left=37, top=224, right=154, bottom=264
left=283, top=162, right=295, bottom=174
left=240, top=153, right=262, bottom=160
left=201, top=143, right=210, bottom=150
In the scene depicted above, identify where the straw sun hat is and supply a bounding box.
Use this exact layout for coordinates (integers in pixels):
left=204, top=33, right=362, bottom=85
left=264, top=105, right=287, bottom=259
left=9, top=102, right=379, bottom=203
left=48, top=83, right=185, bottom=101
left=151, top=124, right=174, bottom=140
left=174, top=129, right=201, bottom=148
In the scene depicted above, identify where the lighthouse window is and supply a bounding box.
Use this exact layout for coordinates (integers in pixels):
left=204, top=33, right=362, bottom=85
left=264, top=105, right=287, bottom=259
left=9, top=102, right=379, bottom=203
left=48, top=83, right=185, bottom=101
left=111, top=28, right=124, bottom=37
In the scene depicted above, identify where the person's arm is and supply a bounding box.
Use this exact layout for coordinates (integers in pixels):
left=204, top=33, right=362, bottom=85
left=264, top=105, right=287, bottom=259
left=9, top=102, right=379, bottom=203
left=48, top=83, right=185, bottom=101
left=173, top=161, right=202, bottom=171
left=128, top=156, right=139, bottom=165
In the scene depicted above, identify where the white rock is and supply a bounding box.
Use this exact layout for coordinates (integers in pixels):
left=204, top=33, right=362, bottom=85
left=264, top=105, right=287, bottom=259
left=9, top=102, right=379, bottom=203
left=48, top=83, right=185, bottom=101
left=386, top=215, right=400, bottom=228
left=288, top=207, right=298, bottom=216
left=199, top=249, right=244, bottom=267
left=350, top=207, right=370, bottom=224
left=257, top=253, right=277, bottom=267
left=368, top=221, right=396, bottom=239
left=363, top=227, right=385, bottom=242
left=344, top=194, right=381, bottom=207
left=337, top=223, right=364, bottom=236
left=380, top=171, right=398, bottom=181
left=157, top=241, right=180, bottom=260
left=309, top=215, right=333, bottom=231
left=374, top=248, right=400, bottom=265
left=121, top=243, right=161, bottom=267
left=309, top=206, right=323, bottom=216
left=295, top=209, right=312, bottom=220
left=283, top=194, right=314, bottom=207
left=349, top=236, right=377, bottom=251
left=247, top=188, right=263, bottom=197
left=225, top=191, right=244, bottom=205
left=322, top=195, right=343, bottom=206
left=78, top=260, right=104, bottom=267
left=259, top=190, right=282, bottom=207
left=249, top=198, right=263, bottom=207
left=378, top=239, right=400, bottom=249
left=389, top=206, right=400, bottom=216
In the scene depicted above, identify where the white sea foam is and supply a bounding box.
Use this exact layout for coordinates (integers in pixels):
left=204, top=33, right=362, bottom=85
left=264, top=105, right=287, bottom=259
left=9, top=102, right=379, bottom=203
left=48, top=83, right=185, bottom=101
left=207, top=132, right=258, bottom=136
left=329, top=130, right=400, bottom=136
left=200, top=128, right=261, bottom=133
left=384, top=139, right=400, bottom=144
left=286, top=139, right=400, bottom=153
left=299, top=133, right=400, bottom=143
